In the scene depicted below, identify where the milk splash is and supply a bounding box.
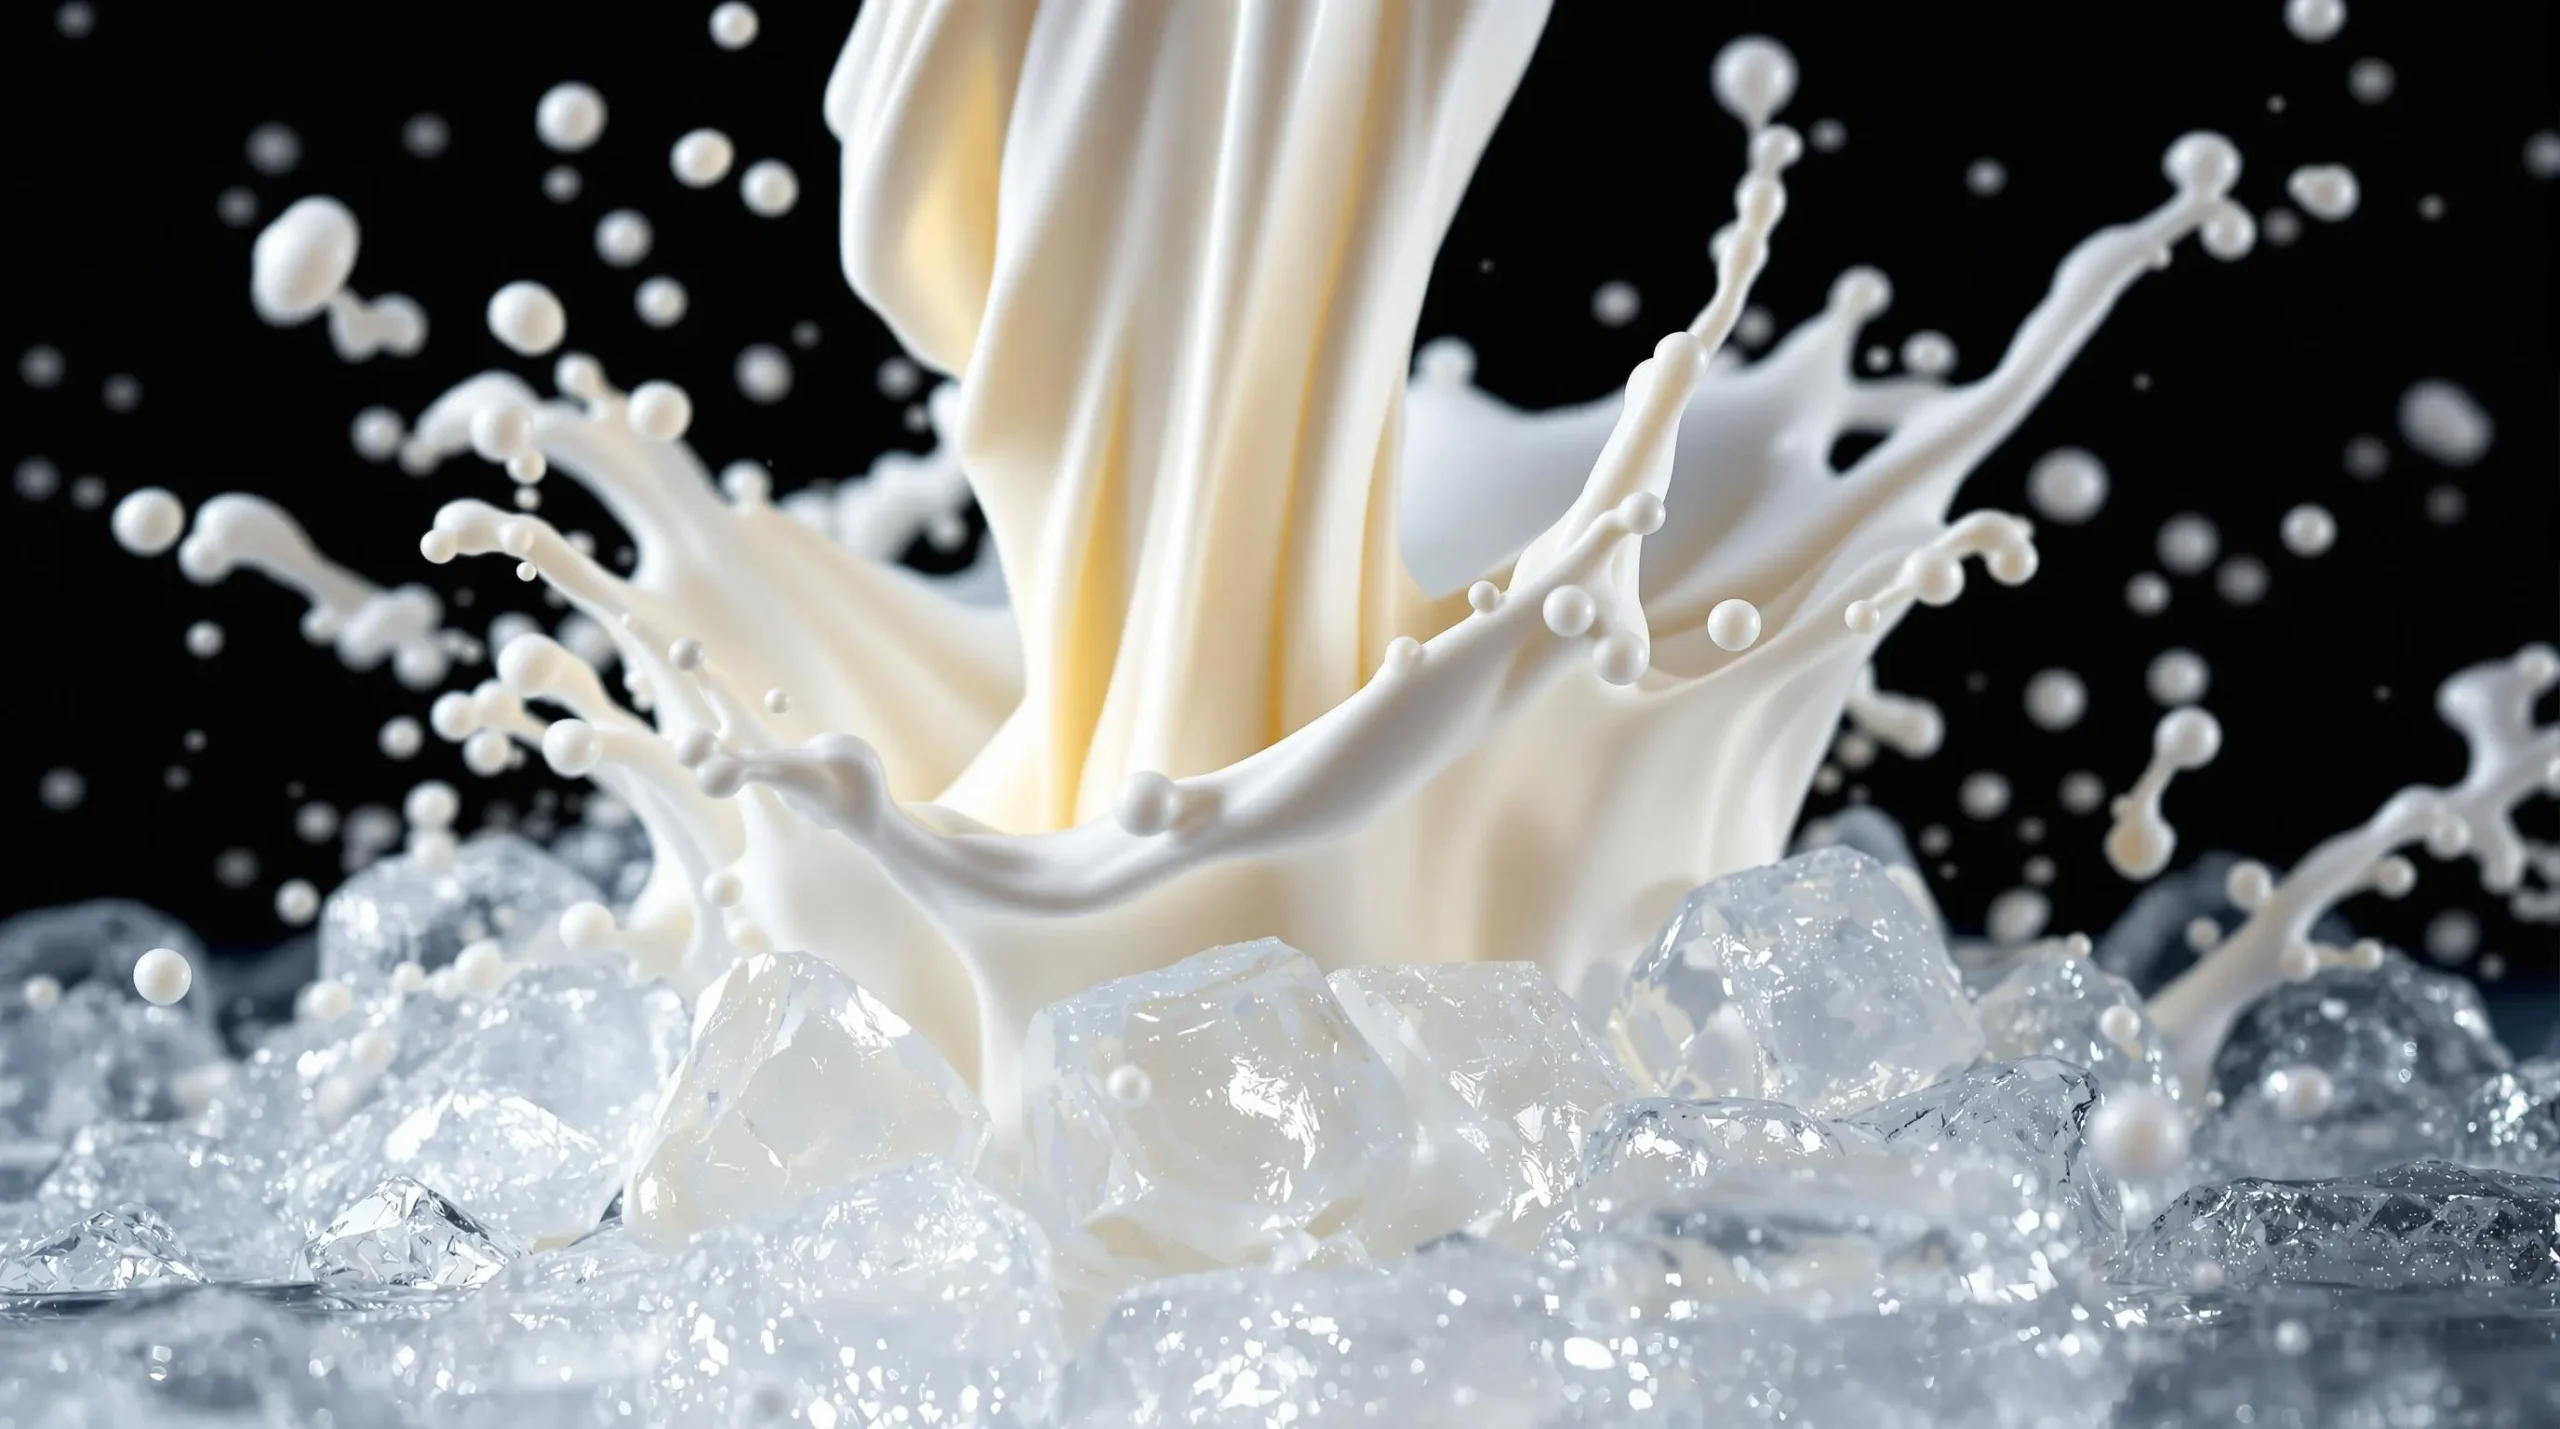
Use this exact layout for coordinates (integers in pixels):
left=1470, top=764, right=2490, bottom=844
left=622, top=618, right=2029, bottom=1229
left=120, top=6, right=2554, bottom=1260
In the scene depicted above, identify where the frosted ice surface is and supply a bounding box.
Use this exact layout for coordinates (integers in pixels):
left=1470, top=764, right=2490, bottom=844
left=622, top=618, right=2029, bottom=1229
left=319, top=831, right=602, bottom=987
left=2121, top=1160, right=2560, bottom=1292
left=279, top=965, right=685, bottom=1246
left=1977, top=944, right=2181, bottom=1100
left=32, top=1121, right=295, bottom=1279
left=1022, top=939, right=1412, bottom=1269
left=627, top=950, right=986, bottom=1241
left=1060, top=1236, right=1646, bottom=1427
left=294, top=1174, right=519, bottom=1289
left=1845, top=1056, right=2122, bottom=1254
left=0, top=1287, right=366, bottom=1424
left=0, top=1204, right=205, bottom=1292
left=2455, top=1057, right=2559, bottom=1174
left=656, top=1158, right=1064, bottom=1428
left=2196, top=952, right=2508, bottom=1180
left=1328, top=961, right=1636, bottom=1249
left=1607, top=845, right=1984, bottom=1115
left=1543, top=1098, right=1858, bottom=1267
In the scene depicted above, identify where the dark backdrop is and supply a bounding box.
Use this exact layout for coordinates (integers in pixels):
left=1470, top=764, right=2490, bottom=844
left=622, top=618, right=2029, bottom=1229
left=3, top=3, right=2552, bottom=1035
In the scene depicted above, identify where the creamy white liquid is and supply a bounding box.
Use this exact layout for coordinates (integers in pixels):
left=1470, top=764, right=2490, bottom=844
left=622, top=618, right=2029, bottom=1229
left=127, top=7, right=2557, bottom=1258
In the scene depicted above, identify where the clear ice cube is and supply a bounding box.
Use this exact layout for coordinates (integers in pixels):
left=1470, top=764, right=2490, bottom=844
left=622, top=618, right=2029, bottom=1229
left=1844, top=1056, right=2123, bottom=1254
left=1542, top=1097, right=1860, bottom=1268
left=278, top=965, right=685, bottom=1246
left=294, top=1173, right=520, bottom=1289
left=32, top=1121, right=296, bottom=1279
left=0, top=978, right=226, bottom=1196
left=1607, top=845, right=1985, bottom=1115
left=2120, top=1160, right=2560, bottom=1293
left=319, top=831, right=603, bottom=988
left=1022, top=939, right=1412, bottom=1270
left=2195, top=951, right=2509, bottom=1181
left=2455, top=1056, right=2559, bottom=1174
left=0, top=1204, right=206, bottom=1292
left=1328, top=961, right=1636, bottom=1250
left=626, top=949, right=987, bottom=1243
left=1977, top=943, right=2181, bottom=1100
left=655, top=1157, right=1064, bottom=1428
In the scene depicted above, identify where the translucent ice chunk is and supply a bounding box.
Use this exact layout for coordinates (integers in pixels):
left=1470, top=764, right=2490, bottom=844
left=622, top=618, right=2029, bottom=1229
left=1607, top=845, right=1984, bottom=1115
left=627, top=950, right=987, bottom=1243
left=2121, top=1160, right=2560, bottom=1293
left=295, top=1174, right=520, bottom=1289
left=0, top=979, right=226, bottom=1195
left=279, top=965, right=685, bottom=1246
left=1022, top=939, right=1412, bottom=1270
left=1977, top=944, right=2181, bottom=1100
left=319, top=831, right=602, bottom=987
left=1542, top=1098, right=1859, bottom=1268
left=1328, top=961, right=1636, bottom=1250
left=1844, top=1056, right=2123, bottom=1254
left=0, top=897, right=206, bottom=994
left=1060, top=1236, right=1645, bottom=1426
left=2455, top=1057, right=2559, bottom=1174
left=0, top=1204, right=206, bottom=1292
left=2195, top=951, right=2509, bottom=1181
left=655, top=1158, right=1065, bottom=1428
left=33, top=1121, right=296, bottom=1279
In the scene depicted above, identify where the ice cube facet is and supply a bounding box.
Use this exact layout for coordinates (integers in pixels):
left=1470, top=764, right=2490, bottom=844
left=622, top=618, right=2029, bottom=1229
left=295, top=1173, right=520, bottom=1289
left=33, top=1121, right=295, bottom=1279
left=1328, top=961, right=1635, bottom=1250
left=626, top=949, right=988, bottom=1243
left=1023, top=939, right=1412, bottom=1269
left=319, top=832, right=602, bottom=988
left=2120, top=1160, right=2560, bottom=1292
left=1844, top=1056, right=2123, bottom=1253
left=1608, top=845, right=1984, bottom=1115
left=1977, top=943, right=2181, bottom=1100
left=0, top=1204, right=206, bottom=1293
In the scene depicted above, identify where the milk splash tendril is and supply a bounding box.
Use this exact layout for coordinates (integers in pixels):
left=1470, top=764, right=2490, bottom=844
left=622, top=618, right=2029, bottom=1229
left=101, top=4, right=2555, bottom=1294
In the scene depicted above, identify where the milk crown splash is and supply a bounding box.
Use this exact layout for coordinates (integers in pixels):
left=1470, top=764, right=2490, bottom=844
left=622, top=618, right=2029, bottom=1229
left=148, top=8, right=2539, bottom=1251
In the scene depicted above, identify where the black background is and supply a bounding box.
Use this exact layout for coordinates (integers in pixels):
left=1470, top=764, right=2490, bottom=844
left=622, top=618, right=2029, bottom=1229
left=2, top=4, right=2552, bottom=1037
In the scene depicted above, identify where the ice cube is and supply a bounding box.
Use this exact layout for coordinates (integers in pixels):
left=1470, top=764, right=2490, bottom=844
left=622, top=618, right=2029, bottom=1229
left=2121, top=1160, right=2560, bottom=1292
left=319, top=831, right=602, bottom=988
left=1061, top=1236, right=1647, bottom=1426
left=1977, top=943, right=2181, bottom=1101
left=1021, top=939, right=1412, bottom=1270
left=1844, top=1057, right=2123, bottom=1253
left=1328, top=961, right=1636, bottom=1250
left=2195, top=951, right=2509, bottom=1180
left=294, top=1174, right=520, bottom=1289
left=0, top=979, right=226, bottom=1195
left=0, top=1204, right=206, bottom=1292
left=1794, top=804, right=1946, bottom=935
left=1543, top=1098, right=1859, bottom=1268
left=654, top=1158, right=1064, bottom=1428
left=278, top=965, right=685, bottom=1246
left=1607, top=846, right=1985, bottom=1115
left=626, top=950, right=987, bottom=1243
left=33, top=1121, right=296, bottom=1279
left=2455, top=1057, right=2559, bottom=1174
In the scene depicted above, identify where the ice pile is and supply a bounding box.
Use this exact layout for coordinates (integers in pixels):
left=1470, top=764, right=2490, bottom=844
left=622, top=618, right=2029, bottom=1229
left=7, top=838, right=2560, bottom=1424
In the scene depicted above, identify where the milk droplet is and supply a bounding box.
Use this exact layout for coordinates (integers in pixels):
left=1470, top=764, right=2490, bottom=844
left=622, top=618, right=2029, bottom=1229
left=629, top=381, right=694, bottom=442
left=2346, top=57, right=2394, bottom=105
left=1965, top=158, right=2007, bottom=197
left=1706, top=598, right=1762, bottom=652
left=2088, top=1089, right=2189, bottom=1179
left=2157, top=514, right=2219, bottom=575
left=402, top=112, right=450, bottom=159
left=350, top=406, right=406, bottom=462
left=2265, top=1065, right=2335, bottom=1120
left=2284, top=0, right=2347, bottom=43
left=405, top=780, right=459, bottom=831
left=21, top=975, right=62, bottom=1011
left=1710, top=36, right=1797, bottom=129
left=1899, top=331, right=1955, bottom=377
left=2343, top=434, right=2389, bottom=480
left=734, top=344, right=793, bottom=403
left=2125, top=572, right=2171, bottom=617
left=53, top=2, right=93, bottom=39
left=2286, top=164, right=2359, bottom=221
left=1987, top=887, right=2049, bottom=944
left=379, top=716, right=422, bottom=760
left=594, top=210, right=653, bottom=267
left=2527, top=131, right=2560, bottom=181
left=1542, top=586, right=1597, bottom=638
left=487, top=282, right=567, bottom=357
left=455, top=940, right=508, bottom=995
left=1959, top=771, right=2012, bottom=821
left=709, top=2, right=759, bottom=49
left=2279, top=504, right=2336, bottom=557
left=2098, top=1003, right=2144, bottom=1046
left=877, top=357, right=922, bottom=400
left=37, top=768, right=84, bottom=812
left=2148, top=649, right=2211, bottom=706
left=2397, top=380, right=2494, bottom=467
left=2425, top=908, right=2479, bottom=963
left=251, top=197, right=359, bottom=325
left=635, top=277, right=688, bottom=328
left=133, top=947, right=193, bottom=1006
left=1590, top=281, right=1640, bottom=328
left=542, top=165, right=583, bottom=203
left=2215, top=556, right=2269, bottom=606
left=216, top=187, right=258, bottom=227
left=110, top=487, right=186, bottom=556
left=740, top=160, right=799, bottom=217
left=536, top=83, right=607, bottom=152
left=245, top=122, right=302, bottom=177
left=184, top=621, right=225, bottom=658
left=2274, top=1320, right=2314, bottom=1357
left=671, top=129, right=735, bottom=187
left=2059, top=771, right=2105, bottom=815
left=2024, top=668, right=2088, bottom=731
left=275, top=878, right=320, bottom=925
left=1106, top=1063, right=1153, bottom=1106
left=20, top=345, right=65, bottom=389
